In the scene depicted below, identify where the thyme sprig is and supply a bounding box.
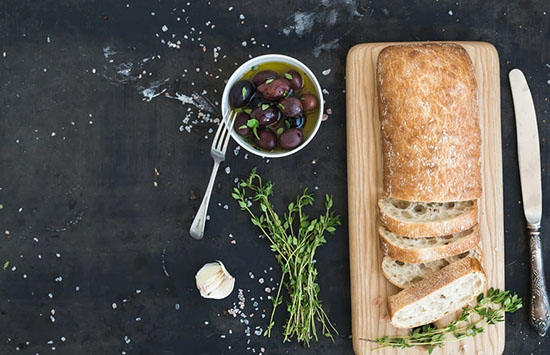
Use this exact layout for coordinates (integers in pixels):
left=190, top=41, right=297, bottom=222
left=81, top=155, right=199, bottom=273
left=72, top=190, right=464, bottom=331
left=232, top=168, right=341, bottom=346
left=363, top=288, right=522, bottom=354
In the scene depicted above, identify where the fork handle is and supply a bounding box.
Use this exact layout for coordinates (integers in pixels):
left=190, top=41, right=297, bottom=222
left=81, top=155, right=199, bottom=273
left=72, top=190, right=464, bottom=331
left=529, top=221, right=550, bottom=336
left=190, top=161, right=220, bottom=240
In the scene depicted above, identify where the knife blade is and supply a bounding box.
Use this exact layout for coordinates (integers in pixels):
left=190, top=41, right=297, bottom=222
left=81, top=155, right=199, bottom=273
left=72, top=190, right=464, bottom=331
left=509, top=68, right=550, bottom=336
left=510, top=69, right=542, bottom=224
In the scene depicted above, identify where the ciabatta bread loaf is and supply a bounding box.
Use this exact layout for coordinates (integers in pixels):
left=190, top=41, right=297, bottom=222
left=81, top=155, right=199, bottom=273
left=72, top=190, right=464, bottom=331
left=378, top=197, right=478, bottom=238
left=377, top=43, right=481, bottom=202
left=378, top=225, right=480, bottom=264
left=381, top=247, right=482, bottom=288
left=388, top=257, right=486, bottom=328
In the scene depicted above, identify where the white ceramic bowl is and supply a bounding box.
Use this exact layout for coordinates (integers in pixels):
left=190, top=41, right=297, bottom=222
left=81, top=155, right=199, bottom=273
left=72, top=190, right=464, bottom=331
left=221, top=54, right=324, bottom=158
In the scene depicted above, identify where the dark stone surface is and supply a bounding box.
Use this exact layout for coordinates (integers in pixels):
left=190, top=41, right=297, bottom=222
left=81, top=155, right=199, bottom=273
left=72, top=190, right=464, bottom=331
left=0, top=0, right=549, bottom=354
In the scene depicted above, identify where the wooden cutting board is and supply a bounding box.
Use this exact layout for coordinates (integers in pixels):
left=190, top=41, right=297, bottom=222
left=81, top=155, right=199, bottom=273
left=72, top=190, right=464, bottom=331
left=346, top=42, right=504, bottom=355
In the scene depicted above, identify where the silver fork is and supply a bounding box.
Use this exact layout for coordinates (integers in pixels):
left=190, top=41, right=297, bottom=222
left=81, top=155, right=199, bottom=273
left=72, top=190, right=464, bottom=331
left=190, top=110, right=236, bottom=240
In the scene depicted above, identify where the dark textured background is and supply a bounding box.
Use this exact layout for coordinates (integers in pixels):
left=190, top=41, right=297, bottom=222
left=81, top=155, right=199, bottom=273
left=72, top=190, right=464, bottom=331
left=0, top=0, right=549, bottom=354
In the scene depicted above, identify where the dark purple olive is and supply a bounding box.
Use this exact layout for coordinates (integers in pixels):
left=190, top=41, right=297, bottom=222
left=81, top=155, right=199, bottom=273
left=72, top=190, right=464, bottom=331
left=285, top=70, right=303, bottom=91
left=254, top=129, right=277, bottom=150
left=248, top=92, right=263, bottom=107
left=300, top=94, right=318, bottom=112
left=234, top=113, right=251, bottom=137
left=257, top=78, right=291, bottom=101
left=229, top=80, right=254, bottom=108
left=286, top=115, right=306, bottom=129
left=251, top=106, right=279, bottom=126
left=278, top=128, right=303, bottom=150
left=279, top=97, right=303, bottom=118
left=252, top=70, right=277, bottom=87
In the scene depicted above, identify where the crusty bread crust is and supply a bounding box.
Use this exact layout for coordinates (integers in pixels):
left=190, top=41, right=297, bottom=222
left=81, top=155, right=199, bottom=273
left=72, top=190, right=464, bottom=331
left=378, top=225, right=481, bottom=264
left=388, top=257, right=486, bottom=328
left=378, top=199, right=478, bottom=238
left=377, top=43, right=482, bottom=202
left=381, top=246, right=483, bottom=288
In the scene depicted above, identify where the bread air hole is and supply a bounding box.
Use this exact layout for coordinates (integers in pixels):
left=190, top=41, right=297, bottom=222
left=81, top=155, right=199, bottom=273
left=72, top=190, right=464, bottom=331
left=395, top=261, right=404, bottom=266
left=444, top=202, right=455, bottom=209
left=392, top=199, right=411, bottom=209
left=401, top=211, right=412, bottom=218
left=411, top=277, right=423, bottom=283
left=413, top=205, right=427, bottom=214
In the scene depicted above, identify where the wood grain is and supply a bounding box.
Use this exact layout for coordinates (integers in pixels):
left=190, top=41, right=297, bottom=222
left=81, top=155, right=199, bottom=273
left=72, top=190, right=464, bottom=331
left=346, top=42, right=504, bottom=355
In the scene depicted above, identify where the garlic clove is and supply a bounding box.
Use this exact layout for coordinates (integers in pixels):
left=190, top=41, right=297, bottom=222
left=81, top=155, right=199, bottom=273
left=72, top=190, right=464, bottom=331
left=204, top=274, right=235, bottom=299
left=196, top=262, right=225, bottom=296
left=195, top=261, right=235, bottom=300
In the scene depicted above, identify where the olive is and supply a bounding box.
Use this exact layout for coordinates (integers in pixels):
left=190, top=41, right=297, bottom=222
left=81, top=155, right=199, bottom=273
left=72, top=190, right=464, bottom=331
left=300, top=94, right=318, bottom=112
left=286, top=115, right=306, bottom=129
left=254, top=129, right=277, bottom=150
left=229, top=80, right=254, bottom=108
left=257, top=78, right=291, bottom=101
left=251, top=106, right=279, bottom=126
left=285, top=70, right=303, bottom=91
left=278, top=128, right=304, bottom=150
left=248, top=92, right=263, bottom=107
left=279, top=97, right=303, bottom=118
left=252, top=70, right=277, bottom=87
left=234, top=112, right=251, bottom=137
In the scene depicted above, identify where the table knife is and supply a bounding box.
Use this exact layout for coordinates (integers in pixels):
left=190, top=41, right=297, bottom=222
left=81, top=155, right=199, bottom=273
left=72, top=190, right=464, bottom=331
left=509, top=68, right=550, bottom=336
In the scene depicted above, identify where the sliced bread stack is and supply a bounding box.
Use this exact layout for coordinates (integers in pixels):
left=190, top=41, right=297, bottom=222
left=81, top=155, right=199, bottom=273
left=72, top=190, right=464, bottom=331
left=376, top=43, right=486, bottom=329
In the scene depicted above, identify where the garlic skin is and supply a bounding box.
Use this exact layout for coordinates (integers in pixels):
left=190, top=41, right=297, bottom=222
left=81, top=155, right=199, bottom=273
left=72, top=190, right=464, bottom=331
left=195, top=261, right=235, bottom=299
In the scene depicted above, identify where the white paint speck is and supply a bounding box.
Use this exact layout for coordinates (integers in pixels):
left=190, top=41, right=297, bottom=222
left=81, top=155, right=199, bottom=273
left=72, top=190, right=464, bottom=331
left=47, top=35, right=51, bottom=43
left=91, top=68, right=96, bottom=74
left=322, top=69, right=331, bottom=75
left=60, top=337, right=66, bottom=342
left=51, top=132, right=56, bottom=137
left=162, top=25, right=168, bottom=32
left=75, top=286, right=80, bottom=291
left=225, top=166, right=231, bottom=174
left=112, top=303, right=117, bottom=309
left=124, top=336, right=131, bottom=344
left=448, top=10, right=454, bottom=15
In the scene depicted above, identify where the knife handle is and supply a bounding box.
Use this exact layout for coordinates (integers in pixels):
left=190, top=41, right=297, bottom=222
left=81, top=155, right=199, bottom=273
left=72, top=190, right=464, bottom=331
left=528, top=221, right=550, bottom=336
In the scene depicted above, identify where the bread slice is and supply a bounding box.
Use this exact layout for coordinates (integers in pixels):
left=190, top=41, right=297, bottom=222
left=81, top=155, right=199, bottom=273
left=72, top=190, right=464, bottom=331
left=378, top=224, right=480, bottom=264
left=378, top=197, right=478, bottom=238
left=381, top=247, right=482, bottom=288
left=388, top=257, right=486, bottom=328
left=377, top=43, right=481, bottom=202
